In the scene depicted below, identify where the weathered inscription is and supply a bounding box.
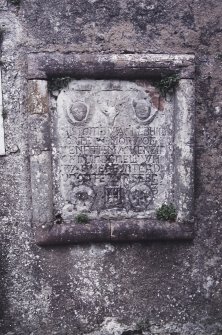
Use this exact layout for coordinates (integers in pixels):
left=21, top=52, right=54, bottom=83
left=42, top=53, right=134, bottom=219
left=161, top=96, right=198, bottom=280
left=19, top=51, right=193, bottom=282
left=53, top=80, right=174, bottom=221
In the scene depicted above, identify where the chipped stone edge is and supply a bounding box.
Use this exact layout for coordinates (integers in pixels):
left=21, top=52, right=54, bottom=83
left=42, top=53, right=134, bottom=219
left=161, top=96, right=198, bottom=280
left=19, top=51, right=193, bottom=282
left=0, top=68, right=5, bottom=156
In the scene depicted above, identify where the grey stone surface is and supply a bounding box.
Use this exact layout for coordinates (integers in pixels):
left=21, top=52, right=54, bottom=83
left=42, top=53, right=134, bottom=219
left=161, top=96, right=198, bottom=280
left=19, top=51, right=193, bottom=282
left=51, top=75, right=194, bottom=221
left=36, top=220, right=194, bottom=246
left=30, top=152, right=53, bottom=226
left=27, top=53, right=195, bottom=79
left=0, top=0, right=222, bottom=334
left=0, top=0, right=7, bottom=10
left=28, top=80, right=49, bottom=115
left=30, top=74, right=194, bottom=245
left=54, top=79, right=175, bottom=221
left=28, top=79, right=53, bottom=227
left=0, top=68, right=5, bottom=155
left=174, top=79, right=195, bottom=221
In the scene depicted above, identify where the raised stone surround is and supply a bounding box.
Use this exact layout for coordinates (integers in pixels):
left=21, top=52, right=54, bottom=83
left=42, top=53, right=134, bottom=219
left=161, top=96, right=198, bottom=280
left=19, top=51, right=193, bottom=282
left=28, top=53, right=195, bottom=246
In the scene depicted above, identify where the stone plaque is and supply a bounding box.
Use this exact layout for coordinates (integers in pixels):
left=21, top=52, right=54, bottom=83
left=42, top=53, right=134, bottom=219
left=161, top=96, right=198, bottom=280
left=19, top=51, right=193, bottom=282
left=52, top=80, right=175, bottom=222
left=28, top=53, right=195, bottom=245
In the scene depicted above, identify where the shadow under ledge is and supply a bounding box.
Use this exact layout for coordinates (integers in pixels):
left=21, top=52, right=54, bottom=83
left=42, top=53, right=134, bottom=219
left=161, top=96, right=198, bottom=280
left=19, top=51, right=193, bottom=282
left=35, top=219, right=195, bottom=247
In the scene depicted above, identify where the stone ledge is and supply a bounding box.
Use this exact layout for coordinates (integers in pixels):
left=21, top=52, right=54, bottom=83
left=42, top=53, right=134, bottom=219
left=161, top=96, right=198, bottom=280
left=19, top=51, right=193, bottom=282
left=35, top=220, right=194, bottom=246
left=27, top=53, right=195, bottom=79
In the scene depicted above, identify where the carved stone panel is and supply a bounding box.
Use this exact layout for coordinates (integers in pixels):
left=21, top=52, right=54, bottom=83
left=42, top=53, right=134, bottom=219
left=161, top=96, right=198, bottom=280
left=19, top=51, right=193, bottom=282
left=52, top=80, right=175, bottom=222
left=28, top=53, right=195, bottom=245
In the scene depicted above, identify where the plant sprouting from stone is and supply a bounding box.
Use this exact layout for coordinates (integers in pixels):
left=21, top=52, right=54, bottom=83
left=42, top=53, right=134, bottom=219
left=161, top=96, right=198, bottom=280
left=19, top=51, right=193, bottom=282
left=136, top=319, right=151, bottom=332
left=75, top=213, right=89, bottom=224
left=156, top=203, right=177, bottom=221
left=155, top=74, right=179, bottom=96
left=9, top=0, right=20, bottom=5
left=48, top=77, right=72, bottom=93
left=216, top=54, right=222, bottom=61
left=55, top=213, right=62, bottom=225
left=2, top=110, right=7, bottom=120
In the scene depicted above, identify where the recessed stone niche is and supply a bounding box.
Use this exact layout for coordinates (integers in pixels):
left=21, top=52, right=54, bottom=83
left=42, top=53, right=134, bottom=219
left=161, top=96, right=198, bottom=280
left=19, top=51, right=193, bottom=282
left=27, top=53, right=195, bottom=246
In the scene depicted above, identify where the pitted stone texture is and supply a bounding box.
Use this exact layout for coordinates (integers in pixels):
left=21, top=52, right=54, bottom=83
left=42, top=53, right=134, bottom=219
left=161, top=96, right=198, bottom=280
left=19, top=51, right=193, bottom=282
left=0, top=0, right=7, bottom=9
left=1, top=0, right=222, bottom=334
left=0, top=69, right=5, bottom=155
left=27, top=53, right=195, bottom=79
left=86, top=318, right=222, bottom=335
left=30, top=152, right=53, bottom=226
left=28, top=113, right=51, bottom=154
left=53, top=79, right=174, bottom=221
left=28, top=80, right=48, bottom=114
left=20, top=0, right=222, bottom=55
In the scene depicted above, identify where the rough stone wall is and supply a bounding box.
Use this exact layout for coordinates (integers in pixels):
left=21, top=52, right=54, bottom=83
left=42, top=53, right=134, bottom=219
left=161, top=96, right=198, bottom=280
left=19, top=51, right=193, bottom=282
left=0, top=0, right=222, bottom=334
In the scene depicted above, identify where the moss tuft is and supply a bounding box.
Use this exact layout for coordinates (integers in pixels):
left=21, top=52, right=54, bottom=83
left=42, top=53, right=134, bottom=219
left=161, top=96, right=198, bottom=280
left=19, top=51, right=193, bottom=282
left=156, top=203, right=177, bottom=221
left=9, top=0, right=20, bottom=5
left=75, top=213, right=89, bottom=224
left=154, top=74, right=179, bottom=96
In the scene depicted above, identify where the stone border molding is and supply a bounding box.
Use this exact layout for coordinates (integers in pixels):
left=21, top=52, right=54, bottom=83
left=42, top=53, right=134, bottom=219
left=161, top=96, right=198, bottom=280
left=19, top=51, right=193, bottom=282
left=27, top=53, right=195, bottom=246
left=36, top=220, right=194, bottom=247
left=27, top=53, right=195, bottom=80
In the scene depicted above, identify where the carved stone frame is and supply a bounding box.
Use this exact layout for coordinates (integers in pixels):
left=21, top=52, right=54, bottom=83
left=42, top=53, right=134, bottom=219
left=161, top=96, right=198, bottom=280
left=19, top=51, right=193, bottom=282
left=27, top=53, right=195, bottom=246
